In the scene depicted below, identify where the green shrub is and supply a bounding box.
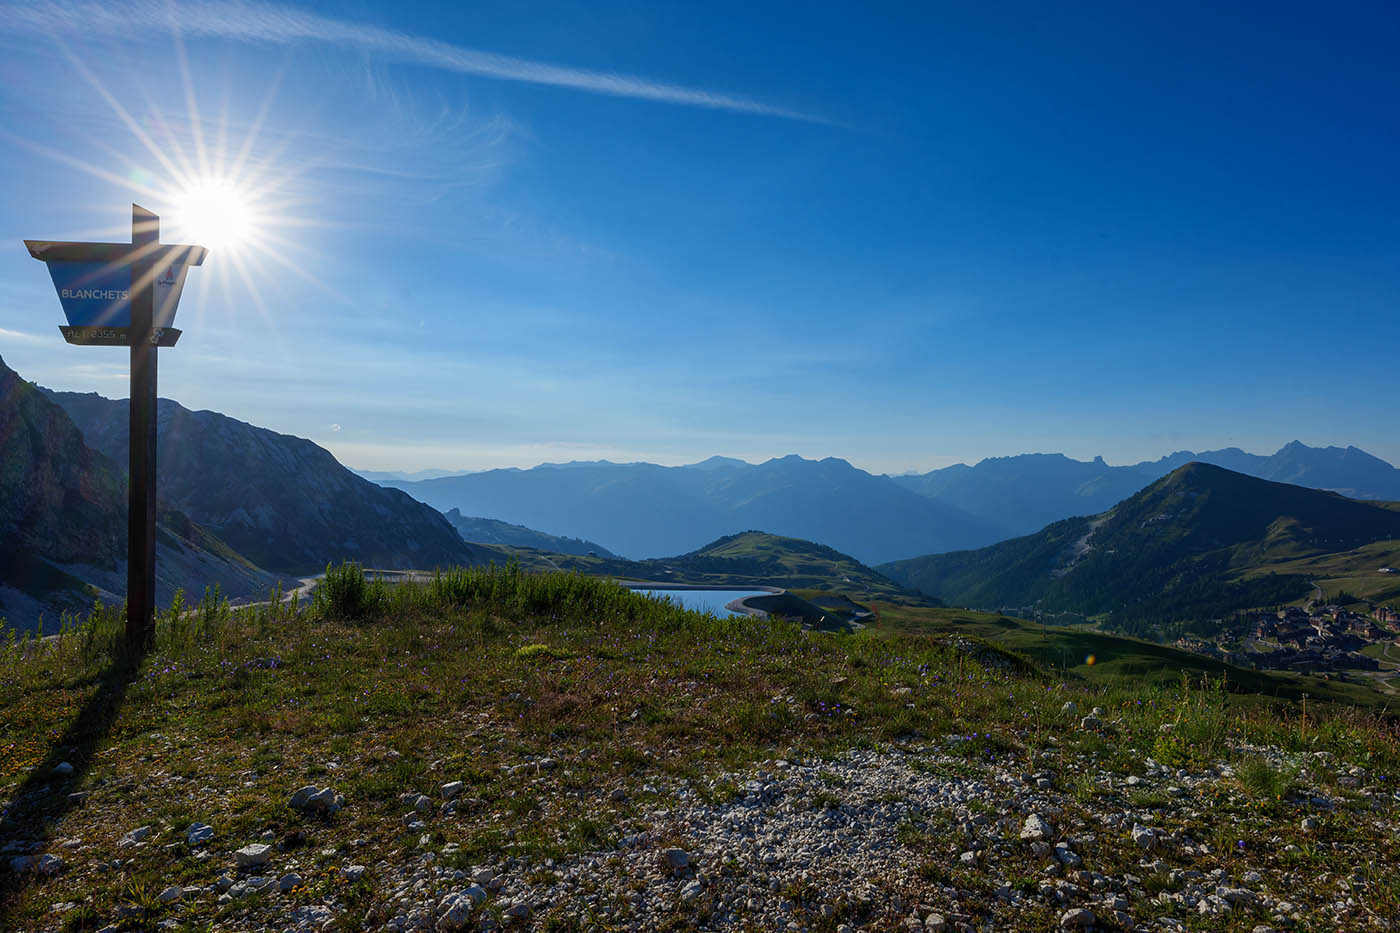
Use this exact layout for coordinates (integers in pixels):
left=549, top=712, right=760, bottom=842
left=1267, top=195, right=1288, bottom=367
left=314, top=562, right=385, bottom=620
left=515, top=643, right=573, bottom=662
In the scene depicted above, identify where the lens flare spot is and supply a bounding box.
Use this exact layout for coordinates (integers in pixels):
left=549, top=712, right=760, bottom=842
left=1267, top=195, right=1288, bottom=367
left=172, top=177, right=255, bottom=252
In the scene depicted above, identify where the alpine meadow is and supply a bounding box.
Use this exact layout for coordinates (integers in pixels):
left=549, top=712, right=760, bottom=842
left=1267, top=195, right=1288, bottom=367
left=3, top=3, right=1400, bottom=933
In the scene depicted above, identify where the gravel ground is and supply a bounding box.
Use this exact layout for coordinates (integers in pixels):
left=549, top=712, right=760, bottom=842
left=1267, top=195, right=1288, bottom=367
left=15, top=729, right=1392, bottom=933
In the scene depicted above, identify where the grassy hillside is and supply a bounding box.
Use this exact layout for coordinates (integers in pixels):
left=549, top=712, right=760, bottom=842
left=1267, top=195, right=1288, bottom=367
left=1240, top=539, right=1400, bottom=609
left=1, top=567, right=1397, bottom=931
left=497, top=530, right=930, bottom=606
left=882, top=463, right=1400, bottom=635
left=866, top=603, right=1388, bottom=706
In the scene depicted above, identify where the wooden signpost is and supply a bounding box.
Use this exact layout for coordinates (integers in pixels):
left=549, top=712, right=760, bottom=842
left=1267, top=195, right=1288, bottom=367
left=25, top=206, right=206, bottom=648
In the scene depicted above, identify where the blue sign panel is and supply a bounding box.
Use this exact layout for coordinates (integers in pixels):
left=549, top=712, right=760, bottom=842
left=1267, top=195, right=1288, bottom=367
left=44, top=262, right=132, bottom=327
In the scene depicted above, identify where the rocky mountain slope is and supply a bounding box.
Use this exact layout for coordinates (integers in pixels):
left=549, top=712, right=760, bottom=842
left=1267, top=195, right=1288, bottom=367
left=880, top=463, right=1400, bottom=634
left=1, top=357, right=278, bottom=632
left=47, top=389, right=477, bottom=575
left=386, top=456, right=1006, bottom=565
left=441, top=509, right=614, bottom=557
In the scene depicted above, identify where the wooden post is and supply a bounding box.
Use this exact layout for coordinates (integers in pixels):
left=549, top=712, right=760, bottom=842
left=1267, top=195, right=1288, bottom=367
left=127, top=205, right=159, bottom=649
left=25, top=209, right=204, bottom=650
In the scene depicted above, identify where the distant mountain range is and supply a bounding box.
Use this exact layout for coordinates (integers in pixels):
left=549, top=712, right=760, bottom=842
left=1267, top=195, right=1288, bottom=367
left=1, top=357, right=278, bottom=633
left=352, top=468, right=472, bottom=483
left=383, top=456, right=1008, bottom=565
left=383, top=443, right=1400, bottom=565
left=891, top=443, right=1400, bottom=539
left=45, top=389, right=477, bottom=576
left=881, top=463, right=1400, bottom=634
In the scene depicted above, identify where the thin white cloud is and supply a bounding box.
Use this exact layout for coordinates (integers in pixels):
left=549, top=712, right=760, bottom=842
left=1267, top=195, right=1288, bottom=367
left=0, top=327, right=48, bottom=343
left=5, top=0, right=819, bottom=122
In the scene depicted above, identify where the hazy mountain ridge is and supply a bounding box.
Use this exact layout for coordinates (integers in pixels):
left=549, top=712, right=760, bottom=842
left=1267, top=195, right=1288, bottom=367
left=385, top=455, right=1007, bottom=565
left=1, top=357, right=279, bottom=633
left=441, top=509, right=614, bottom=557
left=880, top=462, right=1400, bottom=635
left=890, top=442, right=1400, bottom=539
left=46, top=389, right=477, bottom=576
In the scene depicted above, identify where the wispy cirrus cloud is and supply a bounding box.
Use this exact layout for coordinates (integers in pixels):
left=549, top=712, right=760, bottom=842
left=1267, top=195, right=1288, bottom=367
left=4, top=0, right=820, bottom=122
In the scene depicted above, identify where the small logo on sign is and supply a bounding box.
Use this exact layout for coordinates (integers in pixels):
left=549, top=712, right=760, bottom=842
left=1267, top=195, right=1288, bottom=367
left=158, top=265, right=177, bottom=287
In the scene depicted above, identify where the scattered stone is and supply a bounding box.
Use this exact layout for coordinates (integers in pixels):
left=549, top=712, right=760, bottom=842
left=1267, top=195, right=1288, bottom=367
left=441, top=781, right=464, bottom=800
left=344, top=864, right=367, bottom=881
left=1059, top=907, right=1095, bottom=929
left=234, top=843, right=272, bottom=868
left=118, top=826, right=152, bottom=847
left=278, top=872, right=303, bottom=892
left=1131, top=824, right=1159, bottom=850
left=288, top=785, right=319, bottom=809
left=185, top=823, right=214, bottom=846
left=157, top=885, right=182, bottom=904
left=53, top=761, right=75, bottom=776
left=680, top=879, right=703, bottom=900
left=1021, top=813, right=1054, bottom=842
left=1061, top=701, right=1077, bottom=714
left=662, top=848, right=690, bottom=871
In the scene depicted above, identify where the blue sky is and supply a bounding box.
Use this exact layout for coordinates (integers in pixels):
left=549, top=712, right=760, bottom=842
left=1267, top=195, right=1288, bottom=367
left=1, top=0, right=1397, bottom=474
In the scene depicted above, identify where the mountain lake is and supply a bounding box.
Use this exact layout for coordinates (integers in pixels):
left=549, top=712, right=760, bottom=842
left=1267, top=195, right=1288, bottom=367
left=629, top=587, right=770, bottom=617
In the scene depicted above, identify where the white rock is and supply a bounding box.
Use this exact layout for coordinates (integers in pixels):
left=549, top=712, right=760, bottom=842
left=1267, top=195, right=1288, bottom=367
left=663, top=848, right=690, bottom=871
left=441, top=781, right=465, bottom=800
left=289, top=785, right=320, bottom=809
left=1061, top=701, right=1077, bottom=714
left=53, top=761, right=75, bottom=776
left=1060, top=907, right=1095, bottom=929
left=680, top=880, right=703, bottom=900
left=1021, top=814, right=1054, bottom=842
left=119, top=826, right=152, bottom=847
left=279, top=872, right=303, bottom=892
left=438, top=895, right=474, bottom=931
left=1131, top=824, right=1159, bottom=850
left=185, top=823, right=214, bottom=846
left=344, top=864, right=367, bottom=881
left=305, top=787, right=340, bottom=813
left=157, top=885, right=182, bottom=904
left=234, top=843, right=272, bottom=868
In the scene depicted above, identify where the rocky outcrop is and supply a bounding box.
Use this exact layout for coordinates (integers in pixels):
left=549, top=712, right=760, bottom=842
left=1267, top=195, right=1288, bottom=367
left=47, top=389, right=476, bottom=575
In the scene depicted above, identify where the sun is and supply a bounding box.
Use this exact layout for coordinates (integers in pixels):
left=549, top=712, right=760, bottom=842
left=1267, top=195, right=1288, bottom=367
left=171, top=177, right=257, bottom=252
